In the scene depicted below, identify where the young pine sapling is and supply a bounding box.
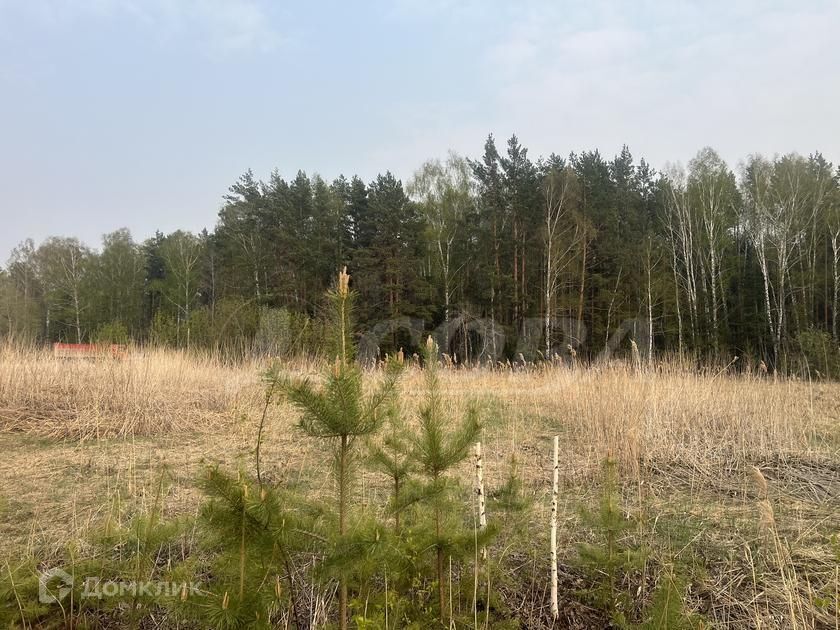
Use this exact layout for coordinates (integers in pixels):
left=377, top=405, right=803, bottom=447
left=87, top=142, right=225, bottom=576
left=412, top=335, right=483, bottom=625
left=283, top=268, right=402, bottom=630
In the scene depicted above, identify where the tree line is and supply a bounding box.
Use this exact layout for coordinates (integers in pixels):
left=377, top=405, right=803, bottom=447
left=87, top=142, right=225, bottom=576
left=2, top=134, right=839, bottom=370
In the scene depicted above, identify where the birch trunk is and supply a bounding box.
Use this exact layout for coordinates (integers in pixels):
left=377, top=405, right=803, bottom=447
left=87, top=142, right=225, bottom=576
left=72, top=286, right=82, bottom=344
left=542, top=167, right=580, bottom=361
left=576, top=238, right=587, bottom=347
left=671, top=247, right=683, bottom=356
left=647, top=254, right=654, bottom=361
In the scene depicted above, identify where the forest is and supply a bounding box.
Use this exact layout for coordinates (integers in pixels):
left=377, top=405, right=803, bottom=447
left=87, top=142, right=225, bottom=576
left=2, top=134, right=839, bottom=372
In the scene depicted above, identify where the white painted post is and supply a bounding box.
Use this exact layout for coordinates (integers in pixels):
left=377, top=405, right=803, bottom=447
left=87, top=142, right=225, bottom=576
left=550, top=435, right=559, bottom=620
left=475, top=442, right=487, bottom=559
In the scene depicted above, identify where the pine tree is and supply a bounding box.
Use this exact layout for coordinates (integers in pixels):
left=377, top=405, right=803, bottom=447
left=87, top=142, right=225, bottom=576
left=574, top=458, right=698, bottom=628
left=283, top=267, right=402, bottom=630
left=186, top=467, right=307, bottom=629
left=368, top=398, right=414, bottom=535
left=576, top=457, right=644, bottom=626
left=412, top=335, right=483, bottom=624
left=469, top=134, right=509, bottom=358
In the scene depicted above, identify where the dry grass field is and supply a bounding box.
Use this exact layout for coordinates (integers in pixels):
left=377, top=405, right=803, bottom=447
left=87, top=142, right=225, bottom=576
left=1, top=343, right=838, bottom=627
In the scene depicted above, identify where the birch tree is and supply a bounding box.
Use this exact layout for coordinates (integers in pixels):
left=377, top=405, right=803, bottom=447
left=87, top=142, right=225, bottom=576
left=408, top=152, right=472, bottom=325
left=540, top=161, right=581, bottom=359
left=825, top=167, right=840, bottom=340
left=661, top=165, right=700, bottom=348
left=95, top=229, right=145, bottom=335
left=36, top=237, right=91, bottom=343
left=687, top=148, right=738, bottom=354
left=829, top=206, right=840, bottom=342
left=159, top=231, right=203, bottom=348
left=5, top=239, right=42, bottom=339
left=798, top=154, right=834, bottom=327
left=742, top=154, right=818, bottom=365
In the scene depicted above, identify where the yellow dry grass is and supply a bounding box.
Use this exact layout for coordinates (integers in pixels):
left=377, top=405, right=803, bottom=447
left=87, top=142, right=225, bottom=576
left=0, top=344, right=261, bottom=439
left=0, top=344, right=838, bottom=627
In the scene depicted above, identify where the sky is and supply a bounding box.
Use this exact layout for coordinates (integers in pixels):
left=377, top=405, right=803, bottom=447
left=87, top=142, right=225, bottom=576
left=1, top=0, right=839, bottom=262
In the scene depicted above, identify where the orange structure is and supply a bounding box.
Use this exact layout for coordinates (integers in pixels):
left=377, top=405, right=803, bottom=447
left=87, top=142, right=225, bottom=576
left=52, top=343, right=128, bottom=360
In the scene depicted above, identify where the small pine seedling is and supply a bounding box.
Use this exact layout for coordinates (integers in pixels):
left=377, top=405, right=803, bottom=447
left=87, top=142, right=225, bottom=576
left=282, top=267, right=402, bottom=630
left=411, top=335, right=484, bottom=625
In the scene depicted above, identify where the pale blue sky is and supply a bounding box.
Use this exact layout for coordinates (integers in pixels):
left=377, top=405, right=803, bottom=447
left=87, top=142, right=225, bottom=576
left=1, top=0, right=838, bottom=261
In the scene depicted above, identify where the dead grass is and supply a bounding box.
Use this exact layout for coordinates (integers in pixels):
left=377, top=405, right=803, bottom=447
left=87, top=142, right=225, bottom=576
left=0, top=344, right=263, bottom=439
left=1, top=345, right=838, bottom=628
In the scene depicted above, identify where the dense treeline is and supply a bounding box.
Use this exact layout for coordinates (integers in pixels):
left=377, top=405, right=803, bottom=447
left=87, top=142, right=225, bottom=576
left=2, top=134, right=839, bottom=370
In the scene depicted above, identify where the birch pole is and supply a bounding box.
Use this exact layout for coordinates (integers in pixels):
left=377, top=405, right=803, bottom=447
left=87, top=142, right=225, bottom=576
left=475, top=442, right=487, bottom=560
left=550, top=435, right=559, bottom=620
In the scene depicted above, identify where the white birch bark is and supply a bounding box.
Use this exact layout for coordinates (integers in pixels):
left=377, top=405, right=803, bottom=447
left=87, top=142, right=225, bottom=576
left=542, top=167, right=581, bottom=360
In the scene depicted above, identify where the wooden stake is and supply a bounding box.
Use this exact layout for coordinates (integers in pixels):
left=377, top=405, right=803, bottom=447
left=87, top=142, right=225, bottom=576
left=550, top=435, right=559, bottom=620
left=475, top=442, right=487, bottom=560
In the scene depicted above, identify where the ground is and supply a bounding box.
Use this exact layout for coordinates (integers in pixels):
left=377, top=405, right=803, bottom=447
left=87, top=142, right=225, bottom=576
left=1, top=346, right=838, bottom=627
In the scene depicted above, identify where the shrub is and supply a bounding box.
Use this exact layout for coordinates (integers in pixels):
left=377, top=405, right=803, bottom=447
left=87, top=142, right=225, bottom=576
left=795, top=328, right=840, bottom=379
left=94, top=320, right=130, bottom=344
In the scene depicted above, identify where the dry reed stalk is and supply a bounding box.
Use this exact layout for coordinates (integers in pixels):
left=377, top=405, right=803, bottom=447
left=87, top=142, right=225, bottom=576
left=747, top=463, right=809, bottom=628
left=749, top=465, right=769, bottom=500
